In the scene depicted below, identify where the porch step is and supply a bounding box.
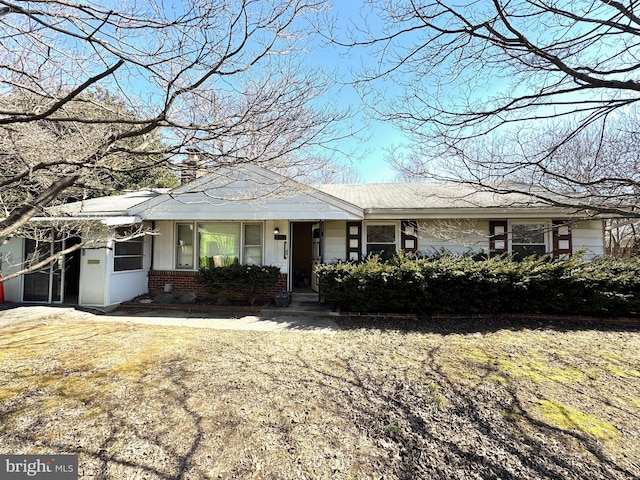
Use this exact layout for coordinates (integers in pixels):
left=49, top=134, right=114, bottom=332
left=263, top=292, right=336, bottom=317
left=291, top=292, right=320, bottom=305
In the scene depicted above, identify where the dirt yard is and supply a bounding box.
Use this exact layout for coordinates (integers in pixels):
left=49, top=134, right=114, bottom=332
left=1, top=312, right=639, bottom=479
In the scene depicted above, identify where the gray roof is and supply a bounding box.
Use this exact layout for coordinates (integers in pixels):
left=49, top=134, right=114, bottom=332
left=314, top=182, right=550, bottom=210
left=53, top=190, right=164, bottom=216
left=47, top=175, right=565, bottom=222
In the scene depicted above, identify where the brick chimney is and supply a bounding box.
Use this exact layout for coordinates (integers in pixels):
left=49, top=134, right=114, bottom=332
left=180, top=149, right=204, bottom=185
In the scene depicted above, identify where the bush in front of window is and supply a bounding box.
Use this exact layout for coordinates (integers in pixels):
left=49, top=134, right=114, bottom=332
left=316, top=253, right=640, bottom=317
left=196, top=264, right=281, bottom=306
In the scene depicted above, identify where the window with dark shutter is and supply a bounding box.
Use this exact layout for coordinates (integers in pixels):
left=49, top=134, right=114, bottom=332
left=489, top=220, right=508, bottom=257
left=401, top=220, right=418, bottom=253
left=552, top=220, right=572, bottom=257
left=346, top=222, right=362, bottom=261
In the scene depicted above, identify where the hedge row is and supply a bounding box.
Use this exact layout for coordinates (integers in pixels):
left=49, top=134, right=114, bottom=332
left=316, top=254, right=640, bottom=317
left=196, top=264, right=281, bottom=305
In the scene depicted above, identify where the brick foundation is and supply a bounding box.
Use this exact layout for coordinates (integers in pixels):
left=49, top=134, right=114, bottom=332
left=274, top=273, right=287, bottom=292
left=148, top=270, right=288, bottom=303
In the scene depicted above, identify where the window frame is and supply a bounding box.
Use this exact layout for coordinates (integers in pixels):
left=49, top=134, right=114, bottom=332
left=176, top=223, right=195, bottom=269
left=508, top=221, right=550, bottom=258
left=364, top=222, right=398, bottom=258
left=113, top=227, right=145, bottom=272
left=198, top=222, right=242, bottom=268
left=243, top=223, right=263, bottom=266
left=174, top=221, right=264, bottom=269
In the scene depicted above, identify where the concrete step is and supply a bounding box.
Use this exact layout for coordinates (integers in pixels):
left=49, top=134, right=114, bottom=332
left=263, top=291, right=337, bottom=317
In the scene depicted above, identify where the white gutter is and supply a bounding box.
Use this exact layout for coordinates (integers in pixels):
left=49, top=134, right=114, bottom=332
left=363, top=207, right=603, bottom=220
left=14, top=215, right=143, bottom=225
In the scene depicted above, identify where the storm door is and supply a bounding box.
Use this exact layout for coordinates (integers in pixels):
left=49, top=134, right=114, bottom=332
left=23, top=234, right=80, bottom=303
left=311, top=222, right=324, bottom=292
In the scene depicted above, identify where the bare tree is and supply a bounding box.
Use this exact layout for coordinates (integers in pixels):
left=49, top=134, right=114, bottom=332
left=606, top=218, right=640, bottom=256
left=0, top=0, right=346, bottom=279
left=339, top=0, right=640, bottom=216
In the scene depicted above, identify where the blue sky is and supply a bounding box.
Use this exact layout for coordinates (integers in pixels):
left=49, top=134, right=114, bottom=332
left=306, top=1, right=406, bottom=183
left=111, top=0, right=405, bottom=183
left=153, top=0, right=405, bottom=183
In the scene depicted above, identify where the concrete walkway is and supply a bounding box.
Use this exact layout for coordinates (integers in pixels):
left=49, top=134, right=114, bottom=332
left=102, top=310, right=339, bottom=333
left=0, top=293, right=340, bottom=333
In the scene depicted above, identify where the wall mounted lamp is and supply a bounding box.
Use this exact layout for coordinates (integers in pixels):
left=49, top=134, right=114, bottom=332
left=273, top=226, right=286, bottom=258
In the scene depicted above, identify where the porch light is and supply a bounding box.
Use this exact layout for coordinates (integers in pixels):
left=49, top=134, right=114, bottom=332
left=273, top=227, right=280, bottom=235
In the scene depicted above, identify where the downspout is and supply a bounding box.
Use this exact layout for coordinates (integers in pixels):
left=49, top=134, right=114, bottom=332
left=148, top=221, right=155, bottom=297
left=150, top=221, right=155, bottom=270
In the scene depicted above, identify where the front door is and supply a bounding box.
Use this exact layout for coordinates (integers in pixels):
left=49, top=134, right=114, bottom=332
left=291, top=222, right=313, bottom=291
left=290, top=222, right=324, bottom=292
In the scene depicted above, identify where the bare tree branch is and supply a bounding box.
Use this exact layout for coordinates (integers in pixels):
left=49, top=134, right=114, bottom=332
left=0, top=0, right=348, bottom=280
left=0, top=174, right=79, bottom=239
left=342, top=0, right=640, bottom=217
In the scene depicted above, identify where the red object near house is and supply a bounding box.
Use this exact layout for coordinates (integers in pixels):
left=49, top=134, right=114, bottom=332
left=0, top=274, right=4, bottom=303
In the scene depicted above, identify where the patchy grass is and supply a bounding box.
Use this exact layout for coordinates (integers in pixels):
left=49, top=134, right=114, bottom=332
left=534, top=400, right=619, bottom=440
left=0, top=315, right=639, bottom=479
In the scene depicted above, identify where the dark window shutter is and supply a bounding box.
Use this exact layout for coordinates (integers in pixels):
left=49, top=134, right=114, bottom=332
left=401, top=220, right=418, bottom=253
left=346, top=222, right=362, bottom=262
left=489, top=220, right=508, bottom=257
left=552, top=220, right=572, bottom=257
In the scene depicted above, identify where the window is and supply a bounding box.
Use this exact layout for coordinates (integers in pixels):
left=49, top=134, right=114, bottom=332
left=199, top=223, right=240, bottom=268
left=244, top=224, right=262, bottom=265
left=114, top=228, right=144, bottom=271
left=366, top=225, right=396, bottom=257
left=176, top=223, right=194, bottom=268
left=176, top=222, right=264, bottom=268
left=511, top=223, right=547, bottom=258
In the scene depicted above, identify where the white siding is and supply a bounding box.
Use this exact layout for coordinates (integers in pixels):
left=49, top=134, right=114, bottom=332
left=78, top=225, right=112, bottom=307
left=152, top=220, right=174, bottom=270
left=315, top=219, right=606, bottom=260
left=78, top=224, right=153, bottom=308
left=319, top=220, right=491, bottom=261
left=107, top=232, right=152, bottom=306
left=266, top=220, right=288, bottom=273
left=149, top=219, right=290, bottom=273
left=572, top=220, right=605, bottom=257
left=141, top=194, right=360, bottom=221
left=324, top=220, right=347, bottom=262
left=133, top=169, right=363, bottom=222
left=79, top=246, right=107, bottom=306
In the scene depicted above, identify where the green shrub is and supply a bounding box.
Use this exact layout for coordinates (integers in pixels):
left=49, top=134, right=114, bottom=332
left=316, top=253, right=640, bottom=317
left=196, top=264, right=281, bottom=306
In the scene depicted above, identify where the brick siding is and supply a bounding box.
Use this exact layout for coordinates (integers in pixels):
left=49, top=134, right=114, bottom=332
left=148, top=270, right=288, bottom=303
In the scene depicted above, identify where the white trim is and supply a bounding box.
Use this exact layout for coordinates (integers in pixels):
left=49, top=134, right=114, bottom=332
left=171, top=220, right=266, bottom=270
left=21, top=215, right=142, bottom=225
left=130, top=164, right=364, bottom=220
left=101, top=216, right=142, bottom=226
left=508, top=220, right=552, bottom=255
left=364, top=208, right=584, bottom=220
left=175, top=222, right=196, bottom=269
left=243, top=223, right=264, bottom=266
left=113, top=229, right=145, bottom=272
left=364, top=221, right=400, bottom=257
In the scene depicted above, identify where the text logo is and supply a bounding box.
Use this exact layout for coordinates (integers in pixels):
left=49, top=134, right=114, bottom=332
left=0, top=455, right=78, bottom=479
